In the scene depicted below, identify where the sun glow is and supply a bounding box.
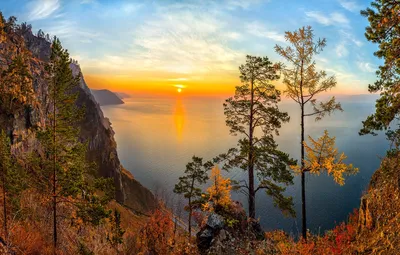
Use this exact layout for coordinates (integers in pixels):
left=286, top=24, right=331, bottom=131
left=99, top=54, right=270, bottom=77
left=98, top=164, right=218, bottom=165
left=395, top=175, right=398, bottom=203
left=174, top=84, right=185, bottom=93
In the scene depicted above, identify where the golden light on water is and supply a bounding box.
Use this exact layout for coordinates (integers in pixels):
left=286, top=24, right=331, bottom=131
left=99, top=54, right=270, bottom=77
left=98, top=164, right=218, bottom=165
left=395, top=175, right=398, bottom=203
left=174, top=98, right=185, bottom=141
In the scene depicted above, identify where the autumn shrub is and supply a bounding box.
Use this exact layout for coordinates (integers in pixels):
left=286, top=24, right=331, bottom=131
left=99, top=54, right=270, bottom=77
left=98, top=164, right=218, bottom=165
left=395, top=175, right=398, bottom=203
left=262, top=210, right=358, bottom=255
left=123, top=208, right=198, bottom=255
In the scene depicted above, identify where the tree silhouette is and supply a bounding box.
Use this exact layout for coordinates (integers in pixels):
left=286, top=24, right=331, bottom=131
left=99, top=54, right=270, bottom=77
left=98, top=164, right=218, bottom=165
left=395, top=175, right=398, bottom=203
left=359, top=0, right=400, bottom=135
left=32, top=37, right=113, bottom=251
left=174, top=156, right=211, bottom=237
left=218, top=55, right=296, bottom=219
left=275, top=26, right=342, bottom=240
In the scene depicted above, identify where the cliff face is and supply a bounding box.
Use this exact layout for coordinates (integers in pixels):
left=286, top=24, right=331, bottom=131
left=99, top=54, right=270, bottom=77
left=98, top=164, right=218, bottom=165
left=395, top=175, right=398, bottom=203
left=355, top=152, right=400, bottom=252
left=1, top=26, right=156, bottom=214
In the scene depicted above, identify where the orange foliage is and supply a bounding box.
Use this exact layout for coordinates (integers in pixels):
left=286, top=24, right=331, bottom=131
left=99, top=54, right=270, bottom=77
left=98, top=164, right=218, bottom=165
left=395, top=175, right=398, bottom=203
left=203, top=165, right=232, bottom=212
left=263, top=210, right=359, bottom=255
left=124, top=208, right=198, bottom=255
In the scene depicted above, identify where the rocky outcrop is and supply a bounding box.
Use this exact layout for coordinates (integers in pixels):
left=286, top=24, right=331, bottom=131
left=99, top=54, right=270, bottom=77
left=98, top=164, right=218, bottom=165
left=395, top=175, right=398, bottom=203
left=0, top=24, right=156, bottom=214
left=196, top=201, right=263, bottom=255
left=358, top=194, right=373, bottom=231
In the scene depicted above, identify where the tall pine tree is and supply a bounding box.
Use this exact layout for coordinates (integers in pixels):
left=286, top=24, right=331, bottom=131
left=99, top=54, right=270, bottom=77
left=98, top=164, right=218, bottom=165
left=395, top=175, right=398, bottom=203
left=275, top=26, right=342, bottom=240
left=0, top=130, right=27, bottom=241
left=32, top=37, right=113, bottom=251
left=218, top=55, right=296, bottom=219
left=359, top=1, right=400, bottom=135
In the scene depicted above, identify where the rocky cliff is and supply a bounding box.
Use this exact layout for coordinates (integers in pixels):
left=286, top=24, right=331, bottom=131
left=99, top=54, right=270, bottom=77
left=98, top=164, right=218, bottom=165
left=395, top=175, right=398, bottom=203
left=0, top=23, right=156, bottom=214
left=355, top=151, right=400, bottom=253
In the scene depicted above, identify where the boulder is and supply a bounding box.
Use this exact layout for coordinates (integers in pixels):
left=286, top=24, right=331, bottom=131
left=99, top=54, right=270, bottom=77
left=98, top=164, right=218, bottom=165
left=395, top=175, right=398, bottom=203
left=197, top=213, right=225, bottom=253
left=196, top=201, right=264, bottom=254
left=207, top=213, right=225, bottom=229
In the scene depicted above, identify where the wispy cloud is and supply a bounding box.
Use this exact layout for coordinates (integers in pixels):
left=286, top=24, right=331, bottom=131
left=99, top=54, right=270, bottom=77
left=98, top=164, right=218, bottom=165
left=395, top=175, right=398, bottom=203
left=122, top=3, right=142, bottom=14
left=81, top=0, right=96, bottom=4
left=335, top=30, right=363, bottom=57
left=225, top=0, right=266, bottom=10
left=357, top=61, right=376, bottom=73
left=247, top=22, right=285, bottom=42
left=41, top=20, right=100, bottom=43
left=335, top=42, right=348, bottom=57
left=83, top=7, right=243, bottom=75
left=305, top=11, right=349, bottom=26
left=339, top=30, right=363, bottom=47
left=28, top=0, right=60, bottom=21
left=338, top=0, right=362, bottom=12
left=168, top=78, right=189, bottom=81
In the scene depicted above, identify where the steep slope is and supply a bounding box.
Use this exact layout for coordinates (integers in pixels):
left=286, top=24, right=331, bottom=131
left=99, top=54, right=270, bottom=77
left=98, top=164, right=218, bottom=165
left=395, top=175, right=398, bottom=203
left=1, top=23, right=156, bottom=214
left=355, top=151, right=400, bottom=253
left=91, top=89, right=124, bottom=106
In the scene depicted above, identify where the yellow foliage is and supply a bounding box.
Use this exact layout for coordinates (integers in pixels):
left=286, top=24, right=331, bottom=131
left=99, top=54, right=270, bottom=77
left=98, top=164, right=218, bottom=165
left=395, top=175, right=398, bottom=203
left=291, top=130, right=358, bottom=185
left=203, top=165, right=232, bottom=212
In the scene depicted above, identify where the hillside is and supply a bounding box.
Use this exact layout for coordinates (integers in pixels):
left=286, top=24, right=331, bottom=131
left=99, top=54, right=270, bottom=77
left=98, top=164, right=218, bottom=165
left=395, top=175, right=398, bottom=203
left=91, top=89, right=124, bottom=106
left=0, top=19, right=156, bottom=214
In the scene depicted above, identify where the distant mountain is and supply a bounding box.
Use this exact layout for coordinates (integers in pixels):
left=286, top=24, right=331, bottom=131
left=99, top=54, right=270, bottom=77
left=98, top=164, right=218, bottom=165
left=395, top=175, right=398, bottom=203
left=91, top=89, right=124, bottom=106
left=115, top=92, right=131, bottom=99
left=334, top=94, right=380, bottom=102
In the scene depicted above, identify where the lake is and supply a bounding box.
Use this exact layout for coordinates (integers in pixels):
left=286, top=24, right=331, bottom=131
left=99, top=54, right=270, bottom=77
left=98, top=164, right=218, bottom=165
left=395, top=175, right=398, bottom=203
left=102, top=94, right=387, bottom=235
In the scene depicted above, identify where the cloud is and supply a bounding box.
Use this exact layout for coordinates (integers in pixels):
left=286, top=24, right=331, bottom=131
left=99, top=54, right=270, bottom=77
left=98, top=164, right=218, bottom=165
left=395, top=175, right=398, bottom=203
left=28, top=0, right=60, bottom=21
left=225, top=0, right=267, bottom=10
left=83, top=8, right=243, bottom=75
left=335, top=30, right=363, bottom=57
left=339, top=29, right=363, bottom=47
left=357, top=61, right=376, bottom=73
left=80, top=0, right=95, bottom=4
left=247, top=22, right=286, bottom=42
left=122, top=3, right=142, bottom=14
left=338, top=0, right=362, bottom=12
left=223, top=31, right=242, bottom=40
left=40, top=20, right=100, bottom=43
left=168, top=78, right=189, bottom=81
left=335, top=42, right=348, bottom=57
left=305, top=11, right=349, bottom=26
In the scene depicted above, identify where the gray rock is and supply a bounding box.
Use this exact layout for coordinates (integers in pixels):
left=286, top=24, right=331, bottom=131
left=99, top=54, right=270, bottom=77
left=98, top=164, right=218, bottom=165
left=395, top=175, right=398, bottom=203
left=197, top=227, right=214, bottom=253
left=207, top=213, right=225, bottom=229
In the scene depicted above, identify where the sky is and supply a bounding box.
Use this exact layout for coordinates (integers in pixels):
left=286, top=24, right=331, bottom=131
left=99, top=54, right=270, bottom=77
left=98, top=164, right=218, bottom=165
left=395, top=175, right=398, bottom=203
left=0, top=0, right=380, bottom=96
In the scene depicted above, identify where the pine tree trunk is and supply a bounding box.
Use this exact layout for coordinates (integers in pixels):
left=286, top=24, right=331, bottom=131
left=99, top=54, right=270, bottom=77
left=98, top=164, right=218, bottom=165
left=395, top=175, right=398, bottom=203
left=188, top=199, right=192, bottom=238
left=248, top=77, right=255, bottom=219
left=2, top=171, right=7, bottom=241
left=53, top=85, right=57, bottom=253
left=301, top=107, right=306, bottom=241
left=300, top=59, right=307, bottom=241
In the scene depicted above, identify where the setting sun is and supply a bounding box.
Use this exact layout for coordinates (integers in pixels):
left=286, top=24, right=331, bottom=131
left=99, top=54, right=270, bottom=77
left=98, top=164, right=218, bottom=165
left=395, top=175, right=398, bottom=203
left=174, top=84, right=185, bottom=94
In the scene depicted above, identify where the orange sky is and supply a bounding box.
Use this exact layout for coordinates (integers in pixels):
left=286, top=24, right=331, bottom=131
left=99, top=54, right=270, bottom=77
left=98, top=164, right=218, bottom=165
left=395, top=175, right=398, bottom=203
left=84, top=71, right=368, bottom=98
left=83, top=70, right=240, bottom=97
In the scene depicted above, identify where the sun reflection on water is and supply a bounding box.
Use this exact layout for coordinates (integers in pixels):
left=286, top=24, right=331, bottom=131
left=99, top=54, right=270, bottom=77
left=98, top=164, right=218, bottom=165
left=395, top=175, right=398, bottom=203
left=173, top=97, right=185, bottom=141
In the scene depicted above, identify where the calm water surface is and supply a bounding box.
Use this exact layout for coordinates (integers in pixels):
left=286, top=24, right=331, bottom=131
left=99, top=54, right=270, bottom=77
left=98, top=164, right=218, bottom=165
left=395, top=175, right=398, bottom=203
left=102, top=94, right=386, bottom=235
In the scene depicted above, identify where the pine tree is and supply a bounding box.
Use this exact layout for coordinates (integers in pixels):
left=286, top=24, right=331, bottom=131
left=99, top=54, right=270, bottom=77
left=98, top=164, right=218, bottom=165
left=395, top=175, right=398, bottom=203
left=107, top=209, right=125, bottom=252
left=0, top=131, right=11, bottom=241
left=0, top=130, right=27, bottom=241
left=203, top=166, right=232, bottom=213
left=31, top=37, right=113, bottom=251
left=174, top=156, right=211, bottom=237
left=275, top=26, right=343, bottom=240
left=218, top=55, right=296, bottom=219
left=359, top=1, right=400, bottom=135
